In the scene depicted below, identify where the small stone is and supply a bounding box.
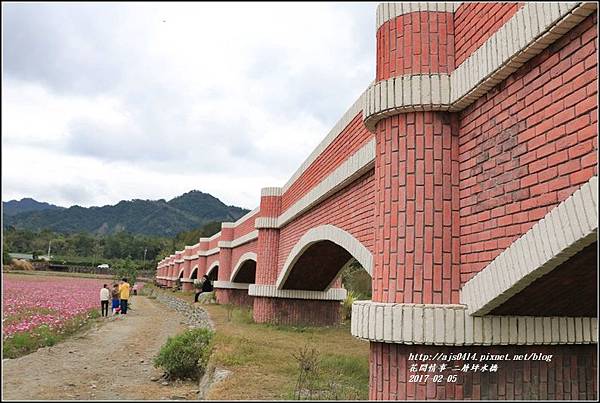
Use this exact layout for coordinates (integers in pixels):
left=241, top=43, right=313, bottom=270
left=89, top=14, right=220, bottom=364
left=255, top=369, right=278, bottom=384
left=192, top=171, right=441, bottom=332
left=140, top=359, right=145, bottom=363
left=161, top=381, right=169, bottom=386
left=150, top=376, right=160, bottom=382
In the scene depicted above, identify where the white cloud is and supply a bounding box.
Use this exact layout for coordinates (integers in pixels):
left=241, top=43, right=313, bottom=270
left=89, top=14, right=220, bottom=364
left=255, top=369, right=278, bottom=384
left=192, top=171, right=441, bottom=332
left=2, top=2, right=376, bottom=209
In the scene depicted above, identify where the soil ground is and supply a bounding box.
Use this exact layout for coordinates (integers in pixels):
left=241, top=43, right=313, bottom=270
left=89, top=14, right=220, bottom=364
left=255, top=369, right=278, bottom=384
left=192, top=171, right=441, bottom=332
left=2, top=296, right=201, bottom=400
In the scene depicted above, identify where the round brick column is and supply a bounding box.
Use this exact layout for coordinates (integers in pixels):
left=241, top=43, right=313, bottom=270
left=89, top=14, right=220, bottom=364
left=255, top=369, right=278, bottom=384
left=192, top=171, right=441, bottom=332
left=215, top=226, right=234, bottom=304
left=197, top=239, right=209, bottom=278
left=181, top=247, right=193, bottom=292
left=252, top=187, right=283, bottom=323
left=167, top=255, right=175, bottom=288
left=376, top=5, right=454, bottom=81
left=372, top=111, right=460, bottom=305
left=367, top=5, right=460, bottom=400
left=252, top=187, right=344, bottom=326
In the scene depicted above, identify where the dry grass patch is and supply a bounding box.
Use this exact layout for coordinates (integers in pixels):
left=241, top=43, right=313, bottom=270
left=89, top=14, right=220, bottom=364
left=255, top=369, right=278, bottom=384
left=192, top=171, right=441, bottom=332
left=203, top=304, right=369, bottom=400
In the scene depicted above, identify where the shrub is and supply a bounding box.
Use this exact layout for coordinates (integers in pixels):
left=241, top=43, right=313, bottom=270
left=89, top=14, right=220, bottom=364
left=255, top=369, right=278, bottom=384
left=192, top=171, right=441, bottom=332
left=341, top=291, right=358, bottom=321
left=153, top=327, right=214, bottom=380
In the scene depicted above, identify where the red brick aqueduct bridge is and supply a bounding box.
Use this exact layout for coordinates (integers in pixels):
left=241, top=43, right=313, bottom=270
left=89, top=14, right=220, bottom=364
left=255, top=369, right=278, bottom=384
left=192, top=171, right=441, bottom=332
left=156, top=2, right=598, bottom=399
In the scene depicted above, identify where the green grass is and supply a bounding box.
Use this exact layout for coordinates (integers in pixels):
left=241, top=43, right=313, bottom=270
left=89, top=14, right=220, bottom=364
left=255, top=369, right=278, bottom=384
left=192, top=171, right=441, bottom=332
left=145, top=285, right=369, bottom=400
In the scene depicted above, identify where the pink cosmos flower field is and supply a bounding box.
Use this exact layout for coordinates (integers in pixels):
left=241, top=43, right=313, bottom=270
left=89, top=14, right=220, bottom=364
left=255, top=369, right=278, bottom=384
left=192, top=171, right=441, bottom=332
left=2, top=274, right=107, bottom=338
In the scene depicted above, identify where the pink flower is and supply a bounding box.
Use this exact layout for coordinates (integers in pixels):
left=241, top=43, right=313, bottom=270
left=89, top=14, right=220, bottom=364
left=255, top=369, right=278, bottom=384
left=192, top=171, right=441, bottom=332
left=3, top=275, right=108, bottom=337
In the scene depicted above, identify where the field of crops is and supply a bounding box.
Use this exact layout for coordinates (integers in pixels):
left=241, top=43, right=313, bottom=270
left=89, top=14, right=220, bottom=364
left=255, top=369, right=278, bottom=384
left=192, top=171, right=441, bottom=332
left=3, top=274, right=107, bottom=336
left=3, top=273, right=108, bottom=356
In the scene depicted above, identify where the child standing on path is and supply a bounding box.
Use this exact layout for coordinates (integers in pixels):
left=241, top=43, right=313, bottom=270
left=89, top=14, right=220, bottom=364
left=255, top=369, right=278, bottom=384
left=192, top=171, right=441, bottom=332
left=111, top=283, right=120, bottom=315
left=100, top=284, right=110, bottom=317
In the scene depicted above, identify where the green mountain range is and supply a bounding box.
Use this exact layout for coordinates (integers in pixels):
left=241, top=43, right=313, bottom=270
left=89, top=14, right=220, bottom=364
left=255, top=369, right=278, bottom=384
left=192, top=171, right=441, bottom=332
left=3, top=198, right=64, bottom=216
left=2, top=191, right=249, bottom=237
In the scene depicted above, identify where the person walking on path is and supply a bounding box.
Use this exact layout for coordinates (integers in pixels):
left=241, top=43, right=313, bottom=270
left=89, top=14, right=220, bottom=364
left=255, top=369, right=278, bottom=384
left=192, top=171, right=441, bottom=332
left=194, top=274, right=213, bottom=303
left=100, top=284, right=110, bottom=317
left=111, top=283, right=121, bottom=315
left=119, top=278, right=131, bottom=315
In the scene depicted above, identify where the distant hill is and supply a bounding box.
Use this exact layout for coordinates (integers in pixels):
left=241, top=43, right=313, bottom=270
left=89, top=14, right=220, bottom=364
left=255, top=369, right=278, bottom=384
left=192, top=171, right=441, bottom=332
left=3, top=198, right=64, bottom=216
left=3, top=191, right=249, bottom=237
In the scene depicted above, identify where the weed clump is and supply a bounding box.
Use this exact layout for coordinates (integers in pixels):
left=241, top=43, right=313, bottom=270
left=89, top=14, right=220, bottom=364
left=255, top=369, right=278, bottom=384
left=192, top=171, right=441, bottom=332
left=154, top=328, right=214, bottom=380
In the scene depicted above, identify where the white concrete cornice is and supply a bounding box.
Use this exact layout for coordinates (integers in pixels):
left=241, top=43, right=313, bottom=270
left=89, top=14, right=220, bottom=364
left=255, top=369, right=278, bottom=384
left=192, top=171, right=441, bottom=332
left=230, top=252, right=258, bottom=282
left=276, top=225, right=373, bottom=289
left=461, top=176, right=598, bottom=316
left=234, top=207, right=260, bottom=226
left=280, top=139, right=375, bottom=227
left=281, top=88, right=367, bottom=193
left=184, top=254, right=199, bottom=261
left=219, top=208, right=260, bottom=229
left=198, top=247, right=220, bottom=257
left=200, top=231, right=221, bottom=243
left=364, top=74, right=451, bottom=130
left=218, top=230, right=259, bottom=249
left=213, top=281, right=251, bottom=290
left=351, top=301, right=598, bottom=346
left=249, top=284, right=347, bottom=301
left=376, top=2, right=462, bottom=29
left=180, top=278, right=194, bottom=283
left=261, top=187, right=282, bottom=197
left=256, top=140, right=375, bottom=230
left=364, top=2, right=598, bottom=130
left=174, top=259, right=185, bottom=264
left=255, top=217, right=279, bottom=229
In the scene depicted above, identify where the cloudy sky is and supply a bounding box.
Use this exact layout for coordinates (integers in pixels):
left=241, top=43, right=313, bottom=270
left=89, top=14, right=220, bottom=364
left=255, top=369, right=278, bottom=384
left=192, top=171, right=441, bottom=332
left=2, top=2, right=376, bottom=210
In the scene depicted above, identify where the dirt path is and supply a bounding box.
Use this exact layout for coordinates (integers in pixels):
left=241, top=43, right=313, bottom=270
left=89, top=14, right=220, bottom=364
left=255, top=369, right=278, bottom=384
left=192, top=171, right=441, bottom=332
left=3, top=296, right=202, bottom=400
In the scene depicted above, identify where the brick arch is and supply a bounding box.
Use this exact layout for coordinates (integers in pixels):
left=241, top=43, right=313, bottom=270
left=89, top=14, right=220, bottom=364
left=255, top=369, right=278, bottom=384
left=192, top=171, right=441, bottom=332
left=178, top=268, right=185, bottom=278
left=276, top=224, right=373, bottom=291
left=190, top=266, right=198, bottom=279
left=207, top=261, right=219, bottom=281
left=230, top=252, right=257, bottom=283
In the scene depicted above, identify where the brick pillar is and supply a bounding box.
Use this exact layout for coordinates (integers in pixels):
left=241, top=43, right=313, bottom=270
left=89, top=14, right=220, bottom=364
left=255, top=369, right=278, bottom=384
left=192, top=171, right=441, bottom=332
left=252, top=187, right=343, bottom=325
left=167, top=257, right=175, bottom=287
left=198, top=244, right=208, bottom=277
left=253, top=187, right=282, bottom=323
left=361, top=3, right=598, bottom=401
left=182, top=247, right=193, bottom=292
left=367, top=5, right=460, bottom=400
left=175, top=251, right=184, bottom=289
left=373, top=111, right=460, bottom=304
left=215, top=225, right=234, bottom=304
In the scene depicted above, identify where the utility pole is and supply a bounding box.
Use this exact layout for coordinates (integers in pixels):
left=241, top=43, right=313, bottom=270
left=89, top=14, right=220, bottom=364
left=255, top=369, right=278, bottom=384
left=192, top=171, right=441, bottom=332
left=47, top=240, right=52, bottom=261
left=143, top=248, right=147, bottom=269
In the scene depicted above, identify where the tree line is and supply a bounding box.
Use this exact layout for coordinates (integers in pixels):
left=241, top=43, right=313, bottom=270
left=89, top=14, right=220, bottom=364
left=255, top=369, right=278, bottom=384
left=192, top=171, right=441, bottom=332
left=2, top=221, right=224, bottom=269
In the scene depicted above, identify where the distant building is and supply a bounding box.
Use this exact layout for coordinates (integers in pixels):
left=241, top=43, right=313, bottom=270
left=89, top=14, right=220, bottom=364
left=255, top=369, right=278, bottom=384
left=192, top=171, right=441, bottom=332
left=8, top=253, right=33, bottom=261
